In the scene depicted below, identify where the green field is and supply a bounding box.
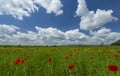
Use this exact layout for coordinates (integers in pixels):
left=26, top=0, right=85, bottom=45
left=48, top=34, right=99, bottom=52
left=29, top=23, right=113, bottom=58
left=0, top=46, right=120, bottom=76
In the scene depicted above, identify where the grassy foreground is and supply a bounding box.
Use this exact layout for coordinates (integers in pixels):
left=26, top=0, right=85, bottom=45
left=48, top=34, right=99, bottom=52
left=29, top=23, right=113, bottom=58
left=0, top=46, right=120, bottom=76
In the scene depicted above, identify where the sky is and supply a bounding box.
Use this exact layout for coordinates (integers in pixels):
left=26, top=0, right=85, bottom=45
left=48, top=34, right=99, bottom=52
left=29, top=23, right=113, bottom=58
left=0, top=0, right=120, bottom=45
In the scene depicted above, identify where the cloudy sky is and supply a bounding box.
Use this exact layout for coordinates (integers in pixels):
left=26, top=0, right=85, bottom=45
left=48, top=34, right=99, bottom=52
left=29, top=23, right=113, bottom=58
left=0, top=0, right=120, bottom=45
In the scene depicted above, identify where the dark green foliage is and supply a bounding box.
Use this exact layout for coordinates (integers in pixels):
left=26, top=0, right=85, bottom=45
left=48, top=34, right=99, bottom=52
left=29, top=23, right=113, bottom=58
left=111, top=39, right=120, bottom=46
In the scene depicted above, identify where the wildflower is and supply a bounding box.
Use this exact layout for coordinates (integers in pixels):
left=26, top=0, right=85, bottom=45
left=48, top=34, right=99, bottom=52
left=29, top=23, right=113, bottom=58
left=48, top=58, right=52, bottom=63
left=77, top=52, right=79, bottom=55
left=46, top=54, right=49, bottom=58
left=74, top=50, right=77, bottom=52
left=68, top=64, right=74, bottom=70
left=108, top=65, right=118, bottom=72
left=114, top=54, right=118, bottom=58
left=18, top=50, right=21, bottom=52
left=14, top=58, right=20, bottom=64
left=6, top=51, right=9, bottom=54
left=90, top=57, right=94, bottom=60
left=20, top=60, right=25, bottom=64
left=70, top=53, right=73, bottom=57
left=65, top=56, right=68, bottom=60
left=24, top=58, right=27, bottom=60
left=23, top=55, right=29, bottom=60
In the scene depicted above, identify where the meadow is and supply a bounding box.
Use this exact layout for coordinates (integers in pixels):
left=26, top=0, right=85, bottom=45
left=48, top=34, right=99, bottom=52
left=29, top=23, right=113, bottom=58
left=0, top=46, right=120, bottom=76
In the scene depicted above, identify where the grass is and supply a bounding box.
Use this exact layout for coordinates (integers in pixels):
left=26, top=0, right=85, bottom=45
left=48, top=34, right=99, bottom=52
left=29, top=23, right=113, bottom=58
left=0, top=46, right=120, bottom=76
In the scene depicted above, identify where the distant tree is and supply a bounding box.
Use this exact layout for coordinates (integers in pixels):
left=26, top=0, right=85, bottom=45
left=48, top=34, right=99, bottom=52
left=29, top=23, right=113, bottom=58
left=111, top=40, right=120, bottom=46
left=100, top=42, right=104, bottom=46
left=53, top=45, right=57, bottom=47
left=19, top=44, right=22, bottom=47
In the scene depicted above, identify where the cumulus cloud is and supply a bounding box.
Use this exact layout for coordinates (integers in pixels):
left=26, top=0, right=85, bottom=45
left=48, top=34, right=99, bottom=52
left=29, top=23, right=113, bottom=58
left=0, top=24, right=120, bottom=45
left=0, top=0, right=63, bottom=20
left=65, top=29, right=89, bottom=41
left=0, top=24, right=88, bottom=45
left=89, top=27, right=120, bottom=45
left=35, top=26, right=66, bottom=45
left=75, top=0, right=88, bottom=16
left=0, top=24, right=19, bottom=45
left=76, top=0, right=118, bottom=30
left=35, top=0, right=63, bottom=15
left=0, top=24, right=19, bottom=35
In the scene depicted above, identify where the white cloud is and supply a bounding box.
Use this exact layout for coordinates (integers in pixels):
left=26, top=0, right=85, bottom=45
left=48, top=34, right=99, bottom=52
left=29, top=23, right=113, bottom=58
left=75, top=0, right=88, bottom=16
left=35, top=0, right=63, bottom=16
left=0, top=24, right=120, bottom=45
left=35, top=26, right=66, bottom=45
left=0, top=24, right=88, bottom=45
left=0, top=24, right=19, bottom=34
left=0, top=0, right=63, bottom=20
left=0, top=24, right=20, bottom=45
left=76, top=0, right=118, bottom=30
left=64, top=29, right=89, bottom=45
left=89, top=27, right=120, bottom=45
left=65, top=29, right=89, bottom=41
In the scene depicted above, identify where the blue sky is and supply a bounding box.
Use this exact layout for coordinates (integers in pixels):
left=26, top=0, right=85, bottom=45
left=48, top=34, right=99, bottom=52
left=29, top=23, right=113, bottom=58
left=0, top=0, right=120, bottom=45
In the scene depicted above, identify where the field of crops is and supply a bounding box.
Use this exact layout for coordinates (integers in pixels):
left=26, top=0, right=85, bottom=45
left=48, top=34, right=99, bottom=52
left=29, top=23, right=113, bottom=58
left=0, top=46, right=120, bottom=76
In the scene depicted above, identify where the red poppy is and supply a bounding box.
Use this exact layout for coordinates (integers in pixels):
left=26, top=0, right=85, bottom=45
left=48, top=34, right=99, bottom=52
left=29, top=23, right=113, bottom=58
left=74, top=50, right=77, bottom=52
left=65, top=56, right=68, bottom=60
left=108, top=65, right=118, bottom=72
left=48, top=58, right=52, bottom=63
left=46, top=54, right=49, bottom=58
left=14, top=58, right=20, bottom=64
left=70, top=53, right=73, bottom=57
left=114, top=54, right=118, bottom=58
left=27, top=56, right=30, bottom=58
left=18, top=50, right=21, bottom=52
left=6, top=51, right=9, bottom=54
left=24, top=55, right=29, bottom=60
left=77, top=52, right=79, bottom=55
left=90, top=57, right=94, bottom=60
left=68, top=64, right=74, bottom=70
left=20, top=60, right=25, bottom=64
left=24, top=58, right=27, bottom=60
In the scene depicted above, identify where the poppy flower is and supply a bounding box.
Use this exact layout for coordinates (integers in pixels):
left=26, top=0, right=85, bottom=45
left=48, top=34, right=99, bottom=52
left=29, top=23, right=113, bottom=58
left=14, top=58, right=20, bottom=64
left=65, top=56, right=68, bottom=60
left=108, top=65, right=118, bottom=72
left=90, top=57, right=94, bottom=60
left=24, top=58, right=27, bottom=60
left=46, top=54, right=49, bottom=58
left=48, top=58, right=52, bottom=63
left=70, top=53, right=73, bottom=57
left=20, top=60, right=25, bottom=64
left=6, top=51, right=9, bottom=54
left=77, top=52, right=79, bottom=55
left=68, top=64, right=74, bottom=70
left=24, top=56, right=29, bottom=60
left=74, top=50, right=77, bottom=52
left=18, top=50, right=21, bottom=52
left=114, top=54, right=118, bottom=58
